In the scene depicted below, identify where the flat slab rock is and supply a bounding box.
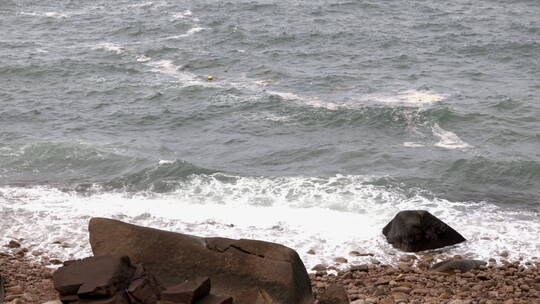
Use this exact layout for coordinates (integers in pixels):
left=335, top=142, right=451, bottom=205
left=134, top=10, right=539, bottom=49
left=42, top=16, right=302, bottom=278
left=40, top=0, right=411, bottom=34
left=53, top=255, right=135, bottom=298
left=89, top=217, right=313, bottom=304
left=430, top=259, right=487, bottom=273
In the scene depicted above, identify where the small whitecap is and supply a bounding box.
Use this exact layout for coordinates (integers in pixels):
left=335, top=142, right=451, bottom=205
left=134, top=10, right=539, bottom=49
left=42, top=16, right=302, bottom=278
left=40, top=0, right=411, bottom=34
left=268, top=90, right=340, bottom=110
left=171, top=10, right=193, bottom=20
left=432, top=123, right=471, bottom=149
left=158, top=160, right=175, bottom=165
left=369, top=89, right=446, bottom=106
left=128, top=2, right=154, bottom=8
left=20, top=11, right=69, bottom=19
left=165, top=26, right=206, bottom=39
left=93, top=42, right=125, bottom=55
left=403, top=142, right=425, bottom=148
left=136, top=55, right=151, bottom=62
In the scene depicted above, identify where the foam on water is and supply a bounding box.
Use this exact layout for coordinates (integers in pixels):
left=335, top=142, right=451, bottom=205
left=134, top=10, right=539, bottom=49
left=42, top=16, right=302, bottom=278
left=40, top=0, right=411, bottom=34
left=403, top=142, right=425, bottom=148
left=432, top=123, right=472, bottom=150
left=267, top=90, right=340, bottom=110
left=92, top=42, right=125, bottom=55
left=128, top=2, right=155, bottom=8
left=367, top=90, right=445, bottom=107
left=171, top=10, right=193, bottom=20
left=1, top=174, right=538, bottom=269
left=20, top=11, right=69, bottom=19
left=165, top=26, right=206, bottom=39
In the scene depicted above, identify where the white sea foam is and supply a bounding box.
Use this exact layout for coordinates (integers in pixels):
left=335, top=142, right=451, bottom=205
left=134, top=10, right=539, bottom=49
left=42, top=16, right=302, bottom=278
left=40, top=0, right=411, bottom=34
left=92, top=43, right=125, bottom=55
left=145, top=59, right=224, bottom=88
left=136, top=55, right=151, bottom=62
left=432, top=123, right=472, bottom=150
left=172, top=10, right=193, bottom=20
left=20, top=11, right=69, bottom=19
left=128, top=2, right=154, bottom=8
left=158, top=159, right=175, bottom=165
left=267, top=90, right=340, bottom=110
left=403, top=142, right=425, bottom=148
left=165, top=26, right=206, bottom=39
left=368, top=90, right=445, bottom=106
left=1, top=175, right=538, bottom=270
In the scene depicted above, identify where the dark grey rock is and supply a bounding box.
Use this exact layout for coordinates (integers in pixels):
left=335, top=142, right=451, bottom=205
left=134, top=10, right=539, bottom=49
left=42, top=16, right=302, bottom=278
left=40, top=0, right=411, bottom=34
left=382, top=210, right=466, bottom=252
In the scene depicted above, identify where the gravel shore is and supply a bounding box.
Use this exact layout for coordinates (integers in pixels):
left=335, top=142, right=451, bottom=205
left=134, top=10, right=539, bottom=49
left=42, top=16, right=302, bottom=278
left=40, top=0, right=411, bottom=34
left=0, top=249, right=56, bottom=304
left=310, top=255, right=540, bottom=304
left=2, top=243, right=540, bottom=304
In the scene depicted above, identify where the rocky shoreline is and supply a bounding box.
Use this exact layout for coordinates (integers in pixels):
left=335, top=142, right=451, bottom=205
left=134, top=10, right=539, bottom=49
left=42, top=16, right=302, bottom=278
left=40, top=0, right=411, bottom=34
left=1, top=213, right=540, bottom=304
left=2, top=244, right=540, bottom=303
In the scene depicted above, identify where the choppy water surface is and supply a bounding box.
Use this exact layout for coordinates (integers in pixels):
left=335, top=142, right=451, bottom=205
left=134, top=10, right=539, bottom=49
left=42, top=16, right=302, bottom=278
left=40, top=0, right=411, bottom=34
left=1, top=0, right=539, bottom=268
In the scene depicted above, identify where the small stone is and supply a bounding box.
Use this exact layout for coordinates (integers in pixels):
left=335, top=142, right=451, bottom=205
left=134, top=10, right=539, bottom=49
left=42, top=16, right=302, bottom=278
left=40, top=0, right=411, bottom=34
left=49, top=259, right=62, bottom=265
left=334, top=257, right=348, bottom=264
left=312, top=264, right=327, bottom=271
left=374, top=278, right=390, bottom=286
left=500, top=251, right=509, bottom=258
left=365, top=298, right=378, bottom=304
left=519, top=284, right=530, bottom=291
left=412, top=288, right=429, bottom=295
left=392, top=286, right=411, bottom=294
left=350, top=264, right=369, bottom=272
left=318, top=284, right=349, bottom=304
left=31, top=250, right=43, bottom=256
left=7, top=240, right=21, bottom=248
left=307, top=249, right=316, bottom=255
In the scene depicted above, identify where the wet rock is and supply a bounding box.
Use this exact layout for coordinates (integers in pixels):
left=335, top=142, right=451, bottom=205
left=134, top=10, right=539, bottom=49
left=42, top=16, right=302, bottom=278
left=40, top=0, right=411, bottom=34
left=161, top=277, right=210, bottom=303
left=382, top=210, right=466, bottom=252
left=89, top=217, right=313, bottom=304
left=350, top=265, right=369, bottom=272
left=7, top=240, right=21, bottom=248
left=52, top=255, right=135, bottom=298
left=430, top=259, right=487, bottom=274
left=334, top=257, right=348, bottom=264
left=49, top=259, right=63, bottom=265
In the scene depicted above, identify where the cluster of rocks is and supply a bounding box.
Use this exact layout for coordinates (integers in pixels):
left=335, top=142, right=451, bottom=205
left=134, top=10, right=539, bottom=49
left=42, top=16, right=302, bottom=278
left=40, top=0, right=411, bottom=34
left=53, top=255, right=232, bottom=304
left=0, top=250, right=56, bottom=304
left=310, top=256, right=540, bottom=304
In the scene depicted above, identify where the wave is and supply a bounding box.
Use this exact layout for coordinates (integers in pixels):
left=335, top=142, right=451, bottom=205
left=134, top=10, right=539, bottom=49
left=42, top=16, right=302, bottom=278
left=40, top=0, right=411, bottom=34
left=0, top=142, right=148, bottom=185
left=102, top=160, right=216, bottom=193
left=1, top=175, right=539, bottom=270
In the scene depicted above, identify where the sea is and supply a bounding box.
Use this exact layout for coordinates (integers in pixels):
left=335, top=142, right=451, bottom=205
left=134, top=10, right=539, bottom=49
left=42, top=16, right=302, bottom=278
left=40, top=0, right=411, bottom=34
left=1, top=0, right=539, bottom=269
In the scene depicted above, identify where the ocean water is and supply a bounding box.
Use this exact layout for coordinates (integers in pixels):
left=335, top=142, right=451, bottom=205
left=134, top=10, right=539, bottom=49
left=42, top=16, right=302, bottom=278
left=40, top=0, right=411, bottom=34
left=1, top=0, right=539, bottom=269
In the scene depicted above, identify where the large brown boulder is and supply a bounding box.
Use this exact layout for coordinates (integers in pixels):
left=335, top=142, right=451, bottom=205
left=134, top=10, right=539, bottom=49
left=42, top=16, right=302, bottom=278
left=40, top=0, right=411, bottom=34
left=89, top=218, right=314, bottom=304
left=382, top=210, right=466, bottom=252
